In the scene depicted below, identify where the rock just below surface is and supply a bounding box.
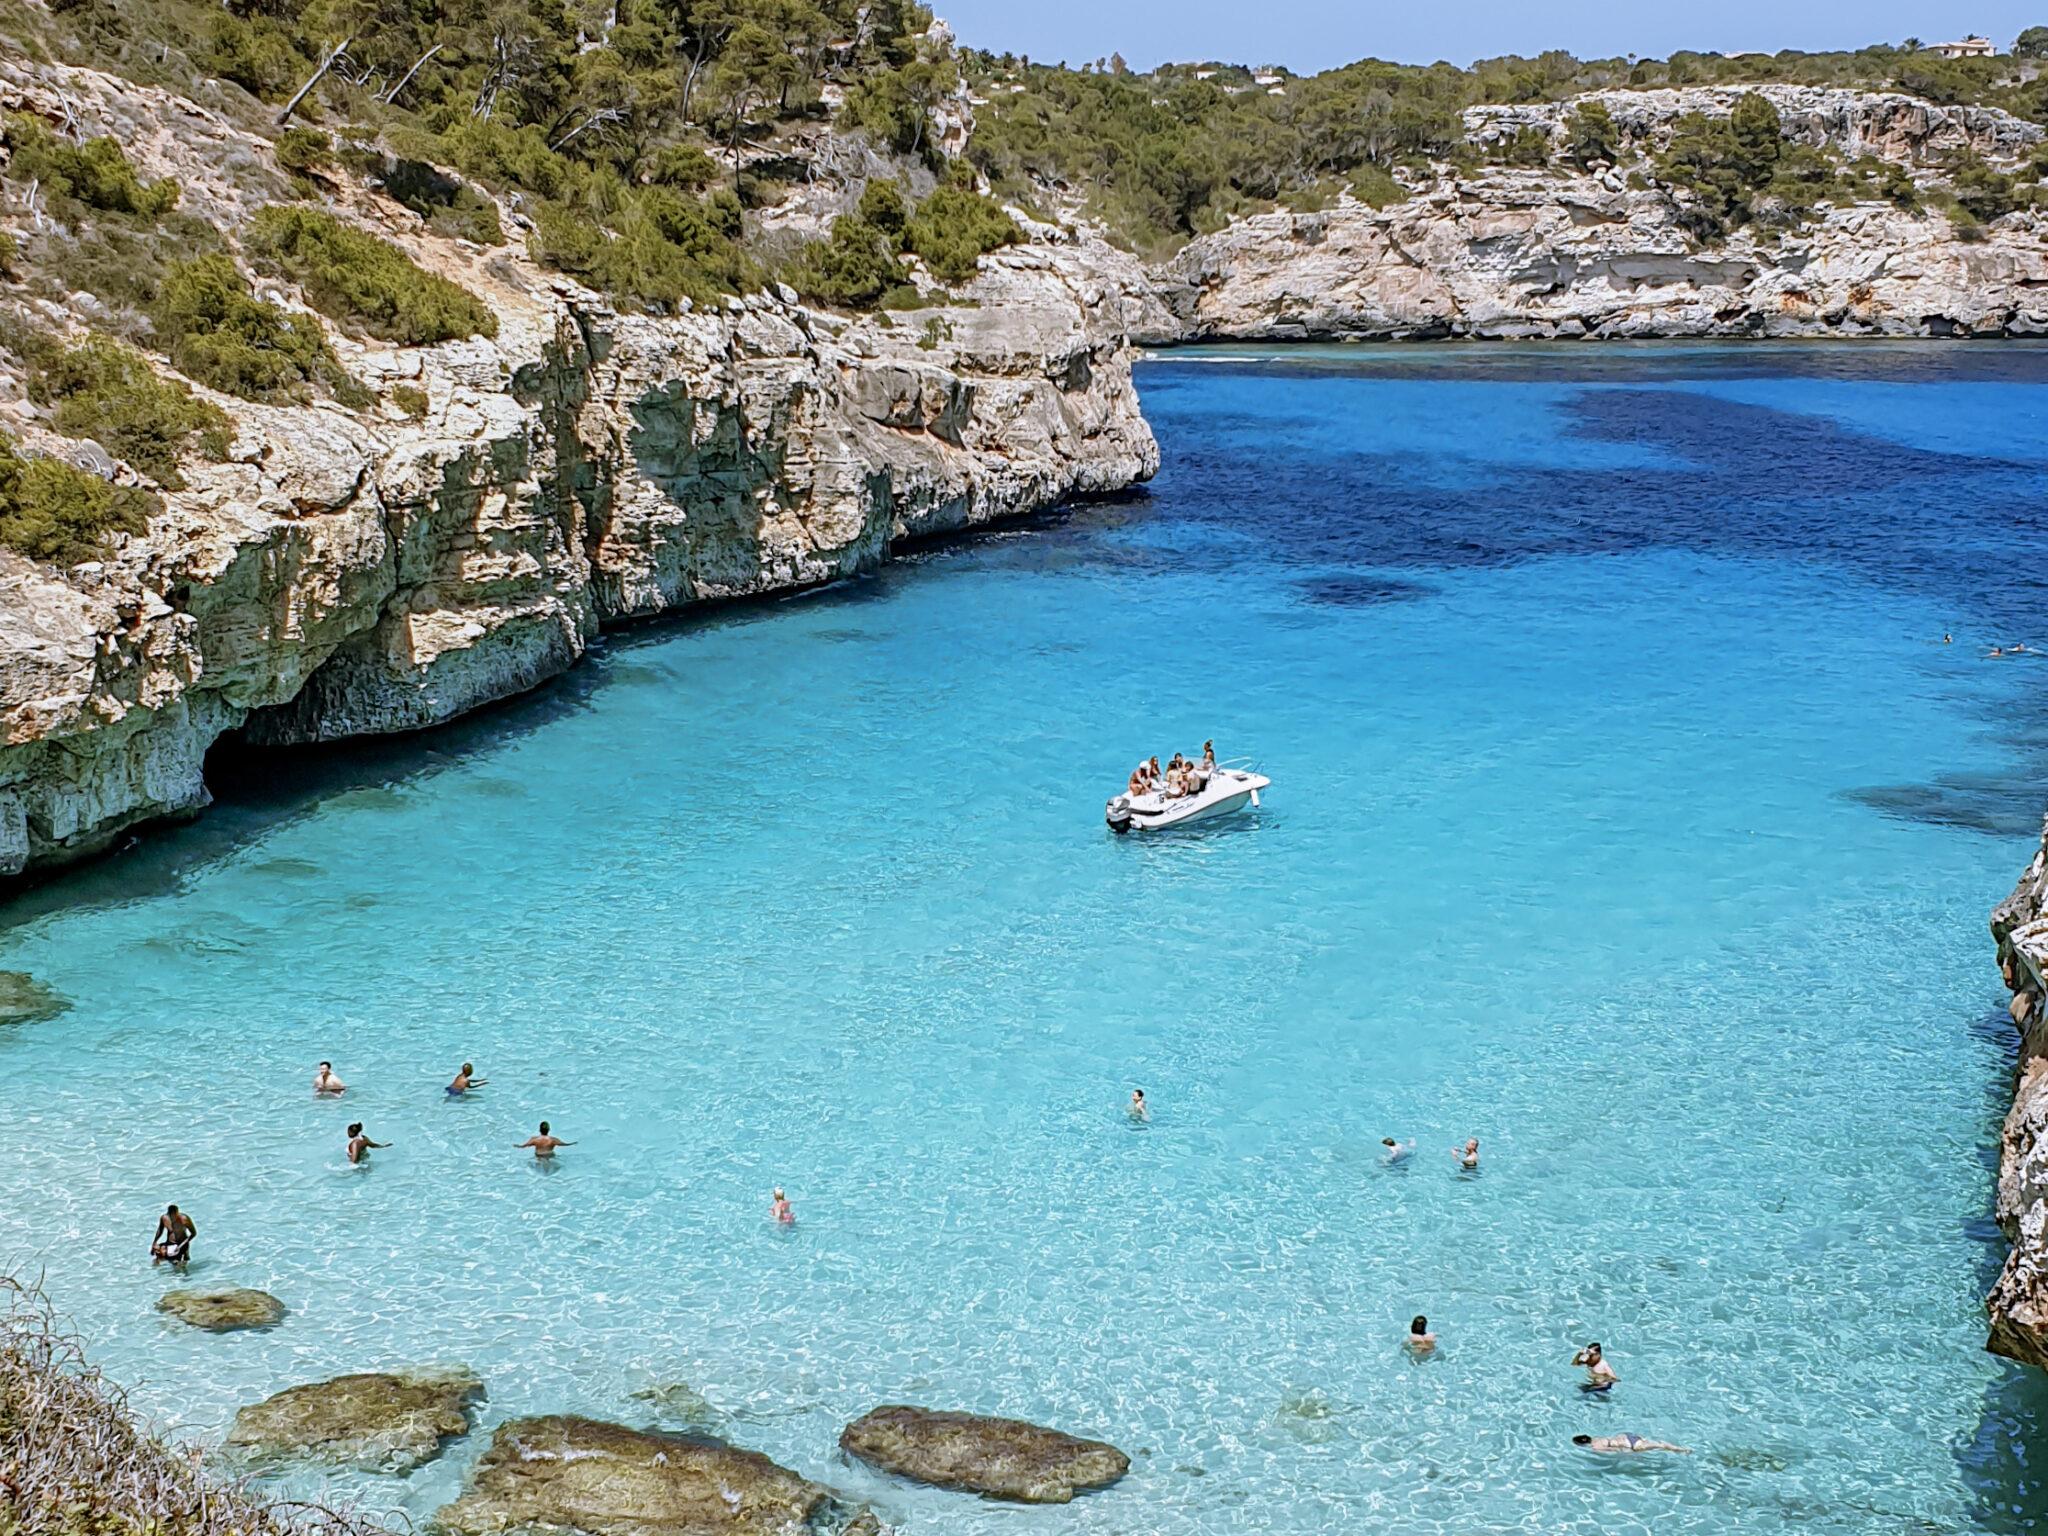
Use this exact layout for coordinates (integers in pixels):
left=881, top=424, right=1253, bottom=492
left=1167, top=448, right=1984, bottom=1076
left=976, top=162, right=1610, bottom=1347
left=838, top=1405, right=1129, bottom=1503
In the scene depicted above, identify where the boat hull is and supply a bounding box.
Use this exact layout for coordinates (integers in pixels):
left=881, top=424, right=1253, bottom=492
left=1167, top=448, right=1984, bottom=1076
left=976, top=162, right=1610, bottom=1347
left=1106, top=771, right=1269, bottom=833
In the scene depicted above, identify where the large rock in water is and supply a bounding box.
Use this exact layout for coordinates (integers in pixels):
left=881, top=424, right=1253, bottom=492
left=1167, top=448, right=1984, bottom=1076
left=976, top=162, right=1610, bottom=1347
left=436, top=1417, right=828, bottom=1536
left=838, top=1406, right=1128, bottom=1503
left=156, top=1288, right=284, bottom=1332
left=224, top=1368, right=483, bottom=1471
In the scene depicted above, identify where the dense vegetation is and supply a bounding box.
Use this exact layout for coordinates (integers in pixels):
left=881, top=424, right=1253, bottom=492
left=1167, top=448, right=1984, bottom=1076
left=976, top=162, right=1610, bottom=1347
left=154, top=253, right=365, bottom=404
left=963, top=44, right=2048, bottom=253
left=19, top=333, right=230, bottom=487
left=0, top=434, right=156, bottom=566
left=247, top=205, right=497, bottom=343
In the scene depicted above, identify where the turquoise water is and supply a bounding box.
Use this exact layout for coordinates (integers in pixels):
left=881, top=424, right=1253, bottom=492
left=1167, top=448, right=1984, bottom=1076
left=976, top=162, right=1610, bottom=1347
left=6, top=344, right=2048, bottom=1533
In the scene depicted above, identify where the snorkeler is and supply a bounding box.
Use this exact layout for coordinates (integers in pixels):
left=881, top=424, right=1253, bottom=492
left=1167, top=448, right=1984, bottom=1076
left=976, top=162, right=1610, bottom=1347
left=313, top=1061, right=346, bottom=1095
left=1573, top=1433, right=1688, bottom=1453
left=517, top=1122, right=575, bottom=1159
left=1405, top=1315, right=1437, bottom=1355
left=346, top=1123, right=388, bottom=1164
left=1572, top=1342, right=1619, bottom=1391
left=447, top=1063, right=488, bottom=1096
left=771, top=1188, right=794, bottom=1224
left=150, top=1204, right=195, bottom=1267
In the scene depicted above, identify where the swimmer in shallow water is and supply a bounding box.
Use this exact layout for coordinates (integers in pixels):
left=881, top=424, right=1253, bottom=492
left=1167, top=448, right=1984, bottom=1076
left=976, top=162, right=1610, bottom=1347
left=1573, top=1433, right=1688, bottom=1454
left=1572, top=1342, right=1618, bottom=1391
left=1382, top=1137, right=1415, bottom=1165
left=1455, top=1137, right=1480, bottom=1168
left=346, top=1123, right=388, bottom=1164
left=446, top=1063, right=487, bottom=1096
left=150, top=1204, right=195, bottom=1267
left=313, top=1061, right=345, bottom=1096
left=771, top=1188, right=794, bottom=1224
left=1130, top=1088, right=1149, bottom=1122
left=517, top=1122, right=574, bottom=1159
left=1405, top=1315, right=1437, bottom=1356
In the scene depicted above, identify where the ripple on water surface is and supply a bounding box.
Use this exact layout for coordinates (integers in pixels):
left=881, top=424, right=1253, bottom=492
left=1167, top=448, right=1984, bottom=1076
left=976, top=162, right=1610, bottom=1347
left=6, top=344, right=2048, bottom=1535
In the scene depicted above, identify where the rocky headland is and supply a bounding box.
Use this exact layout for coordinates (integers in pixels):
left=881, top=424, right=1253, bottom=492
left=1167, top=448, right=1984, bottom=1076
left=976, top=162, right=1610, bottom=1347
left=1153, top=85, right=2048, bottom=341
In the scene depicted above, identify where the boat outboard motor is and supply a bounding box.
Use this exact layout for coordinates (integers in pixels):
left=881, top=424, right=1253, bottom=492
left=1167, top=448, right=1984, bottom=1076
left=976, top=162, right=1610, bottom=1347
left=1105, top=794, right=1133, bottom=834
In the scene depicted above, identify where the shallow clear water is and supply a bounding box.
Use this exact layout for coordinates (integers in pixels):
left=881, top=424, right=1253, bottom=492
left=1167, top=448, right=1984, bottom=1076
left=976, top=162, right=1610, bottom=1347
left=8, top=344, right=2048, bottom=1534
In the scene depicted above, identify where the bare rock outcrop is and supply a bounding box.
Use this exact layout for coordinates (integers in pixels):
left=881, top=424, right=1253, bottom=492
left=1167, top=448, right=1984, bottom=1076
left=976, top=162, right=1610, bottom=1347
left=223, top=1367, right=483, bottom=1471
left=0, top=55, right=1158, bottom=879
left=1990, top=819, right=2048, bottom=1368
left=838, top=1405, right=1128, bottom=1504
left=436, top=1416, right=828, bottom=1536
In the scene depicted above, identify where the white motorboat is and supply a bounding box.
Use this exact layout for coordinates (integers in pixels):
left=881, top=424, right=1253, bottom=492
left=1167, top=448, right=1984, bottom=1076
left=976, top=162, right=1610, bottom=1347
left=1106, top=761, right=1271, bottom=834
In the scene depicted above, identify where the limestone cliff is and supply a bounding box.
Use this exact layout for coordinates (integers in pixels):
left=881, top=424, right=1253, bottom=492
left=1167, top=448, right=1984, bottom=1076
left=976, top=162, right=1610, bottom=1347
left=0, top=57, right=1156, bottom=877
left=1990, top=823, right=2048, bottom=1369
left=1153, top=87, right=2048, bottom=342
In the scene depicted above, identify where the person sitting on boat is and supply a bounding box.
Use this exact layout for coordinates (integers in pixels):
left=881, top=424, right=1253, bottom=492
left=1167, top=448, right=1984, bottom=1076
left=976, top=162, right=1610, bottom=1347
left=1129, top=764, right=1150, bottom=797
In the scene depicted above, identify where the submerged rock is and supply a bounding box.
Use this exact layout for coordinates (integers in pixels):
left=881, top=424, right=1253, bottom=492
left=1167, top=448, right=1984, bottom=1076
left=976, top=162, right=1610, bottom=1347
left=838, top=1406, right=1128, bottom=1504
left=0, top=971, right=69, bottom=1025
left=224, top=1367, right=483, bottom=1471
left=436, top=1416, right=828, bottom=1536
left=156, top=1288, right=284, bottom=1332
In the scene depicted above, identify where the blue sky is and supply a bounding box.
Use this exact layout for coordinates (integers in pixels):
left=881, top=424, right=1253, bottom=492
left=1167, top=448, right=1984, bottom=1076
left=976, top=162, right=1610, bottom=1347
left=935, top=0, right=2040, bottom=72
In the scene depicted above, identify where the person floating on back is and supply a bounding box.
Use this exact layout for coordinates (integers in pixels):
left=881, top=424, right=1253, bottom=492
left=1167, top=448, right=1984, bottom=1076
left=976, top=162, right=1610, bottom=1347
left=1573, top=1433, right=1687, bottom=1454
left=313, top=1061, right=346, bottom=1096
left=517, top=1122, right=574, bottom=1159
left=1405, top=1315, right=1437, bottom=1356
left=1130, top=1088, right=1149, bottom=1122
left=771, top=1188, right=794, bottom=1224
left=1573, top=1341, right=1618, bottom=1392
left=150, top=1204, right=195, bottom=1267
left=447, top=1063, right=487, bottom=1096
left=346, top=1123, right=388, bottom=1165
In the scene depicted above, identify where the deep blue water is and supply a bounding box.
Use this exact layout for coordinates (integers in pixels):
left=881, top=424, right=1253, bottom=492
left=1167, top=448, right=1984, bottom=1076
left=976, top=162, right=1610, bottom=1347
left=6, top=343, right=2048, bottom=1534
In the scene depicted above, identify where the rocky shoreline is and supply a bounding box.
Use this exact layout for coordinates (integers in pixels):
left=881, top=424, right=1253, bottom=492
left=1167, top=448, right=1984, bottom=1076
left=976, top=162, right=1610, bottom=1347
left=1988, top=819, right=2048, bottom=1368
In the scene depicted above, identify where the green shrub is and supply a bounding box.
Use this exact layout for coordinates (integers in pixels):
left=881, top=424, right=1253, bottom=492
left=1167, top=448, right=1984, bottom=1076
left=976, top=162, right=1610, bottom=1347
left=1490, top=126, right=1553, bottom=168
left=789, top=207, right=905, bottom=309
left=1, top=116, right=180, bottom=219
left=0, top=432, right=155, bottom=566
left=1564, top=100, right=1618, bottom=167
left=647, top=144, right=721, bottom=190
left=527, top=189, right=751, bottom=311
left=1349, top=165, right=1408, bottom=207
left=248, top=206, right=498, bottom=345
left=154, top=254, right=363, bottom=404
left=0, top=231, right=15, bottom=277
left=389, top=383, right=429, bottom=418
left=274, top=127, right=331, bottom=177
left=906, top=183, right=1020, bottom=283
left=27, top=336, right=230, bottom=489
left=378, top=160, right=506, bottom=246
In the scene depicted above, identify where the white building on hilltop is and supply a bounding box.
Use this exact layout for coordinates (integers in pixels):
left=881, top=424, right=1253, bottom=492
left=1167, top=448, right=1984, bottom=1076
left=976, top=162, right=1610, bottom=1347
left=1937, top=35, right=1996, bottom=56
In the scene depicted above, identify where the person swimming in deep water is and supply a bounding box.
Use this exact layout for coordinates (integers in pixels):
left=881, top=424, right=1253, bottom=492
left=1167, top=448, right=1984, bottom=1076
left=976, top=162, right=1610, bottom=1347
left=1405, top=1315, right=1437, bottom=1356
left=313, top=1060, right=345, bottom=1096
left=1382, top=1137, right=1415, bottom=1165
left=150, top=1204, right=195, bottom=1267
left=1130, top=1088, right=1149, bottom=1122
left=1573, top=1433, right=1688, bottom=1454
left=1455, top=1137, right=1480, bottom=1169
left=1573, top=1342, right=1619, bottom=1391
left=346, top=1123, right=388, bottom=1164
left=771, top=1188, right=794, bottom=1224
left=446, top=1063, right=488, bottom=1096
left=517, top=1122, right=574, bottom=1159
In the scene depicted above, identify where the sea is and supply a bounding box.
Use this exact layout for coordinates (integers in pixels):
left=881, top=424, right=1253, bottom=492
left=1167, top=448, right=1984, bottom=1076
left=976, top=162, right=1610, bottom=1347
left=5, top=341, right=2048, bottom=1534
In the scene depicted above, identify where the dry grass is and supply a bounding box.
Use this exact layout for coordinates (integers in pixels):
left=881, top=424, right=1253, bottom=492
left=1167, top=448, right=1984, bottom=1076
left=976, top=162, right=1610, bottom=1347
left=0, top=1275, right=396, bottom=1536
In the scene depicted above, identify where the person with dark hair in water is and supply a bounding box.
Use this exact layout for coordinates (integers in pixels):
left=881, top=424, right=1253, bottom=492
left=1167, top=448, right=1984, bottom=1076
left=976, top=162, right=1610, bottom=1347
left=517, top=1122, right=574, bottom=1159
left=1573, top=1433, right=1688, bottom=1453
left=1573, top=1341, right=1618, bottom=1391
left=313, top=1061, right=345, bottom=1096
left=1406, top=1316, right=1437, bottom=1356
left=346, top=1123, right=388, bottom=1164
left=151, top=1204, right=195, bottom=1267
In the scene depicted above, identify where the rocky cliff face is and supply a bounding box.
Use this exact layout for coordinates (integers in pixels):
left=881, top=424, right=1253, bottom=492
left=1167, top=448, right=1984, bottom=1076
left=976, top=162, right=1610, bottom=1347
left=1990, top=825, right=2048, bottom=1369
left=0, top=59, right=1157, bottom=878
left=1154, top=90, right=2048, bottom=342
